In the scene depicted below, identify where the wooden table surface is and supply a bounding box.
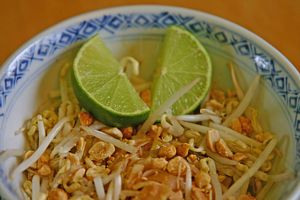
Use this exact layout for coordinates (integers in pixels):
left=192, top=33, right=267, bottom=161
left=1, top=0, right=299, bottom=70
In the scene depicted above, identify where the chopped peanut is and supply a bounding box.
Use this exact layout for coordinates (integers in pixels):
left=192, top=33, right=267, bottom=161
left=39, top=151, right=50, bottom=164
left=169, top=190, right=184, bottom=200
left=23, top=180, right=32, bottom=197
left=86, top=166, right=109, bottom=180
left=199, top=159, right=209, bottom=173
left=206, top=99, right=224, bottom=110
left=215, top=139, right=233, bottom=158
left=255, top=132, right=273, bottom=144
left=195, top=171, right=211, bottom=189
left=261, top=161, right=272, bottom=172
left=187, top=154, right=198, bottom=163
left=206, top=130, right=220, bottom=152
left=79, top=112, right=94, bottom=126
left=167, top=156, right=187, bottom=175
left=122, top=127, right=134, bottom=139
left=218, top=175, right=226, bottom=182
left=135, top=183, right=171, bottom=200
left=176, top=143, right=190, bottom=157
left=233, top=152, right=247, bottom=161
left=228, top=140, right=249, bottom=152
left=254, top=178, right=263, bottom=193
left=239, top=116, right=253, bottom=135
left=147, top=125, right=163, bottom=139
left=225, top=99, right=239, bottom=115
left=73, top=168, right=86, bottom=182
left=211, top=90, right=225, bottom=102
left=67, top=153, right=80, bottom=165
left=63, top=181, right=81, bottom=193
left=191, top=186, right=208, bottom=200
left=102, top=127, right=123, bottom=138
left=151, top=158, right=168, bottom=170
left=158, top=144, right=176, bottom=159
left=236, top=163, right=248, bottom=172
left=48, top=188, right=68, bottom=200
left=37, top=164, right=51, bottom=176
left=88, top=141, right=115, bottom=161
left=231, top=118, right=242, bottom=133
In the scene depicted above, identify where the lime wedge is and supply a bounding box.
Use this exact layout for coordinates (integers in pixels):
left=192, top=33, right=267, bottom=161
left=72, top=35, right=150, bottom=127
left=151, top=26, right=212, bottom=115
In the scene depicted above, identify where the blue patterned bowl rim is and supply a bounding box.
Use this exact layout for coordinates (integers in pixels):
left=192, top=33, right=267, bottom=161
left=0, top=5, right=299, bottom=200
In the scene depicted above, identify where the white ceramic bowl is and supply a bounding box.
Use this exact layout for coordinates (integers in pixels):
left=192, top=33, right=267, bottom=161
left=0, top=5, right=299, bottom=200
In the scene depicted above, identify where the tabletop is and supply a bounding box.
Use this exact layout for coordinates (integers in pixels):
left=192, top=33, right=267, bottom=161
left=0, top=0, right=299, bottom=70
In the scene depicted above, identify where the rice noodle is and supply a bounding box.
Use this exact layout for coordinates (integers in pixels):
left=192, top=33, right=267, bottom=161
left=188, top=138, right=205, bottom=153
left=269, top=171, right=295, bottom=182
left=94, top=176, right=105, bottom=200
left=106, top=180, right=114, bottom=200
left=176, top=114, right=221, bottom=124
left=103, top=162, right=125, bottom=185
left=161, top=115, right=184, bottom=137
left=177, top=162, right=182, bottom=189
left=120, top=56, right=140, bottom=77
left=0, top=149, right=24, bottom=163
left=50, top=132, right=80, bottom=158
left=11, top=117, right=69, bottom=178
left=138, top=78, right=200, bottom=135
left=223, top=75, right=260, bottom=126
left=120, top=190, right=140, bottom=198
left=200, top=108, right=219, bottom=116
left=32, top=175, right=40, bottom=200
left=132, top=181, right=159, bottom=190
left=89, top=121, right=107, bottom=130
left=169, top=115, right=185, bottom=137
left=209, top=123, right=262, bottom=147
left=82, top=126, right=137, bottom=154
left=239, top=179, right=249, bottom=196
left=256, top=181, right=274, bottom=200
left=58, top=136, right=80, bottom=155
left=21, top=188, right=31, bottom=200
left=228, top=63, right=244, bottom=100
left=223, top=138, right=277, bottom=199
left=37, top=115, right=46, bottom=146
left=40, top=178, right=48, bottom=195
left=207, top=158, right=223, bottom=200
left=133, top=82, right=151, bottom=92
left=184, top=161, right=192, bottom=200
left=113, top=174, right=122, bottom=200
left=206, top=149, right=238, bottom=166
left=15, top=127, right=25, bottom=135
left=161, top=114, right=171, bottom=129
left=179, top=121, right=212, bottom=134
left=181, top=121, right=242, bottom=143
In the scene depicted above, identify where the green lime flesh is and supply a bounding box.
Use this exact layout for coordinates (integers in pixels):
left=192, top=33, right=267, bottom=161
left=151, top=26, right=212, bottom=115
left=72, top=35, right=150, bottom=127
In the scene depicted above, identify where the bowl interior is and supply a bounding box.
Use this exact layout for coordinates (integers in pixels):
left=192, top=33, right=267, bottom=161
left=0, top=6, right=299, bottom=200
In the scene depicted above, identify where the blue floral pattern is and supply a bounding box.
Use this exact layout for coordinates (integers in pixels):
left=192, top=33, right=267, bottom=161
left=0, top=11, right=299, bottom=199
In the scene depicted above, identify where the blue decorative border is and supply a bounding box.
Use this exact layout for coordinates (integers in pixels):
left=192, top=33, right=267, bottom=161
left=0, top=11, right=299, bottom=198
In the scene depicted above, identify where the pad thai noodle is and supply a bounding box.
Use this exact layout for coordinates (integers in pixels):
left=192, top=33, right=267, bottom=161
left=0, top=58, right=294, bottom=200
